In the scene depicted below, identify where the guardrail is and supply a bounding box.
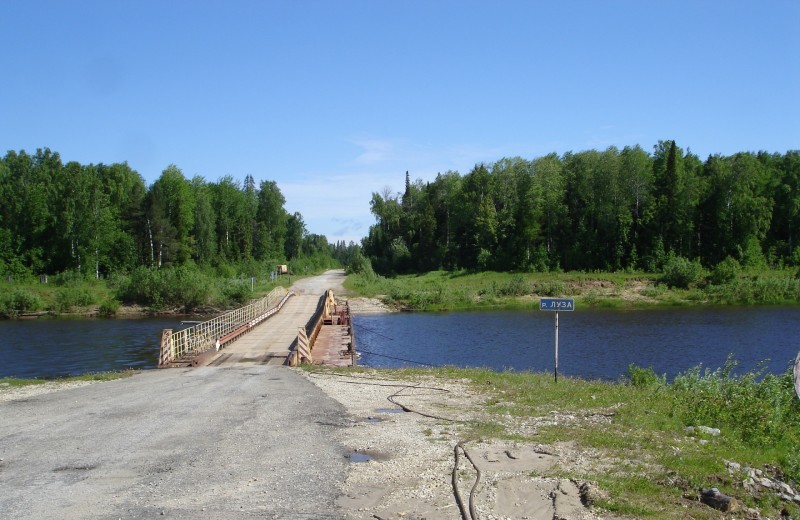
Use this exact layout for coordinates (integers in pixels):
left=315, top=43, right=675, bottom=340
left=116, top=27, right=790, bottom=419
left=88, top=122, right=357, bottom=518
left=159, top=287, right=291, bottom=367
left=287, top=290, right=337, bottom=366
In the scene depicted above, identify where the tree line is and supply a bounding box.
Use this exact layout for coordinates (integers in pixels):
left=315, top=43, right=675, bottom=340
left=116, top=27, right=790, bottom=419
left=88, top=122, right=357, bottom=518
left=0, top=148, right=337, bottom=278
left=363, top=141, right=800, bottom=275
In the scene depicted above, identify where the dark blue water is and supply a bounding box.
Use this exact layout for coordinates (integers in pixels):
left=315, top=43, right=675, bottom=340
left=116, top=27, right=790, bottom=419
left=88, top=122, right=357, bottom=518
left=2, top=307, right=798, bottom=380
left=354, top=307, right=800, bottom=380
left=0, top=318, right=188, bottom=379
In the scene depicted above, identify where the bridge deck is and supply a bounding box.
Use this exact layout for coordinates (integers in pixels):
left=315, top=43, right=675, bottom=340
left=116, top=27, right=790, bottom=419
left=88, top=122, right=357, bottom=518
left=205, top=294, right=321, bottom=367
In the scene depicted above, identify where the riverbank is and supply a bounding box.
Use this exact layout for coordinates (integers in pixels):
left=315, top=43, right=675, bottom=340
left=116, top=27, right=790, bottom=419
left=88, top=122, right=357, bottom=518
left=345, top=269, right=800, bottom=312
left=305, top=364, right=799, bottom=520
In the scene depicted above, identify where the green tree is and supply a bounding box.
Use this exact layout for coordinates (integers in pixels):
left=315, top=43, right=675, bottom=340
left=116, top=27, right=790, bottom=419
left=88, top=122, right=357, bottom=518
left=285, top=212, right=305, bottom=260
left=255, top=180, right=287, bottom=260
left=191, top=176, right=217, bottom=265
left=146, top=165, right=196, bottom=266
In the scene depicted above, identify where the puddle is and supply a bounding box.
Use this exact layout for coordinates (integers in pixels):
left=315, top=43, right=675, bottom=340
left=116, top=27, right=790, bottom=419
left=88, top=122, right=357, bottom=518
left=366, top=416, right=382, bottom=423
left=349, top=452, right=373, bottom=463
left=374, top=408, right=405, bottom=414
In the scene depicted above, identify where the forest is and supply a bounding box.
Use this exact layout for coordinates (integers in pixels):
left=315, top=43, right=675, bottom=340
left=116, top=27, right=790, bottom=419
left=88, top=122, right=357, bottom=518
left=0, top=148, right=349, bottom=280
left=362, top=141, right=800, bottom=276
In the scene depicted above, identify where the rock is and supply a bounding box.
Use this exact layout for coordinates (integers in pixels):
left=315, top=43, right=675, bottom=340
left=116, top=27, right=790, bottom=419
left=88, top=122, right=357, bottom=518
left=745, top=507, right=761, bottom=519
left=700, top=488, right=740, bottom=512
left=725, top=460, right=741, bottom=473
left=579, top=481, right=609, bottom=506
left=697, top=425, right=721, bottom=436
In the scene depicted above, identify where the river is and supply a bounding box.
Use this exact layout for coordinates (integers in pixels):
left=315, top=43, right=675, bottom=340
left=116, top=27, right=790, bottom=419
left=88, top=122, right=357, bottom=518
left=1, top=307, right=798, bottom=380
left=0, top=317, right=188, bottom=379
left=353, top=306, right=800, bottom=380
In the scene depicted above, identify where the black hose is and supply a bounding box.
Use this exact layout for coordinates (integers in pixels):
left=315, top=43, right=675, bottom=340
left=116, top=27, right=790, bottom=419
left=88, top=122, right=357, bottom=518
left=357, top=348, right=435, bottom=367
left=453, top=441, right=470, bottom=520
left=462, top=445, right=482, bottom=520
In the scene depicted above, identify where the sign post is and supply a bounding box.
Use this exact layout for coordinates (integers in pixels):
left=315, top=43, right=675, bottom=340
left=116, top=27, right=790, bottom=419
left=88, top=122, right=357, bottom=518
left=540, top=298, right=575, bottom=382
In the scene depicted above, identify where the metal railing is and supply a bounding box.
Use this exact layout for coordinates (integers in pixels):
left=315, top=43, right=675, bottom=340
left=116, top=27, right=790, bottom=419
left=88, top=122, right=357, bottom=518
left=159, top=287, right=290, bottom=367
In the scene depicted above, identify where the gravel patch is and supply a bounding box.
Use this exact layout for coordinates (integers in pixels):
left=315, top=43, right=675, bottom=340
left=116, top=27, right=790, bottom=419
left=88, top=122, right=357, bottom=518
left=304, top=369, right=604, bottom=520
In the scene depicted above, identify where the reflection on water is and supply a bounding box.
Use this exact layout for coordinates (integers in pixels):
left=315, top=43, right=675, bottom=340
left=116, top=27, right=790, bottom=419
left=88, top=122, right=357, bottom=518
left=354, top=306, right=800, bottom=380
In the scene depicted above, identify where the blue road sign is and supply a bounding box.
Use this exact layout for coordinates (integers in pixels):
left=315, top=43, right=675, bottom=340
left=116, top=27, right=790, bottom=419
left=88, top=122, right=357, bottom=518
left=540, top=298, right=575, bottom=311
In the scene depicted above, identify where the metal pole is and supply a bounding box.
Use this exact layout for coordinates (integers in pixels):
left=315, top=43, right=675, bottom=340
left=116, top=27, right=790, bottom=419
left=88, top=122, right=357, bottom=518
left=554, top=311, right=559, bottom=383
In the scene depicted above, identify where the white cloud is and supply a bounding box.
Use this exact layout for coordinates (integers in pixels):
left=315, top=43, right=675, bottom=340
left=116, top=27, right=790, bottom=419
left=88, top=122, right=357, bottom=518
left=350, top=138, right=396, bottom=165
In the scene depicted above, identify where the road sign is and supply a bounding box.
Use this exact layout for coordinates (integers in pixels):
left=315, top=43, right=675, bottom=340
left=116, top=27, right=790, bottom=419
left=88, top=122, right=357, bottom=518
left=539, top=297, right=575, bottom=383
left=540, top=298, right=575, bottom=311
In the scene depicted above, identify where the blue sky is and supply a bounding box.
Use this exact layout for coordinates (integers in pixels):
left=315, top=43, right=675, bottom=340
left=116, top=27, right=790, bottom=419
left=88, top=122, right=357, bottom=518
left=3, top=1, right=798, bottom=244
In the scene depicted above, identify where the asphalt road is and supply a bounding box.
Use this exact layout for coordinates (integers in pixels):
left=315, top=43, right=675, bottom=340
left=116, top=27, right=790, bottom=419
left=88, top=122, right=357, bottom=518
left=0, top=271, right=351, bottom=519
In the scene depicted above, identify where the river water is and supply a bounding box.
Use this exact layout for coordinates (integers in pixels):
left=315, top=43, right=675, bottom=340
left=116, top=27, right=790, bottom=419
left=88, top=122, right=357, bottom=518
left=1, top=307, right=798, bottom=380
left=0, top=317, right=188, bottom=379
left=354, top=306, right=800, bottom=380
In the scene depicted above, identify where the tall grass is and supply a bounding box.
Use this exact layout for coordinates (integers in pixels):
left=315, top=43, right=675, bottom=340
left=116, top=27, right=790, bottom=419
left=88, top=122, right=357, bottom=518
left=345, top=268, right=799, bottom=311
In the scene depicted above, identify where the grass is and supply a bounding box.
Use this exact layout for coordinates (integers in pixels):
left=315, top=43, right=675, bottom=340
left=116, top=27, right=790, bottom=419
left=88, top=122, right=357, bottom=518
left=0, top=370, right=137, bottom=388
left=344, top=268, right=800, bottom=311
left=308, top=362, right=800, bottom=519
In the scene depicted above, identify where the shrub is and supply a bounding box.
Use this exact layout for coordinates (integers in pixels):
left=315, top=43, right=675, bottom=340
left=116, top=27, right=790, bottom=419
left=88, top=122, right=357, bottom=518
left=10, top=289, right=42, bottom=311
left=222, top=281, right=253, bottom=306
left=670, top=356, right=800, bottom=455
left=52, top=270, right=89, bottom=287
left=98, top=299, right=121, bottom=317
left=710, top=256, right=740, bottom=285
left=533, top=280, right=566, bottom=297
left=660, top=255, right=705, bottom=289
left=626, top=364, right=665, bottom=388
left=52, top=288, right=94, bottom=312
left=117, top=266, right=212, bottom=310
left=499, top=275, right=531, bottom=296
left=346, top=252, right=376, bottom=278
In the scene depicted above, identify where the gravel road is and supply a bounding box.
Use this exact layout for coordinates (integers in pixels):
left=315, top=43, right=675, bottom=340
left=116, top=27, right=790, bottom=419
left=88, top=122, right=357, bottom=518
left=0, top=271, right=352, bottom=520
left=0, top=367, right=350, bottom=519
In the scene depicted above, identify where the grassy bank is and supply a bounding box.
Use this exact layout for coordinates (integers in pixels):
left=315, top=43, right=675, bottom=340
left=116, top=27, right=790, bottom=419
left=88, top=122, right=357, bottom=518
left=312, top=361, right=799, bottom=519
left=0, top=264, right=325, bottom=318
left=0, top=370, right=136, bottom=388
left=344, top=269, right=800, bottom=311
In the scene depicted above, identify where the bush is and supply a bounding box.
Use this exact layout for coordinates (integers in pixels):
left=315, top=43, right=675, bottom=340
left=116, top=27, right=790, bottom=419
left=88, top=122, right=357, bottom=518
left=10, top=289, right=41, bottom=311
left=660, top=255, right=705, bottom=289
left=670, top=356, right=800, bottom=453
left=222, top=281, right=253, bottom=306
left=98, top=299, right=121, bottom=317
left=346, top=252, right=376, bottom=277
left=626, top=364, right=666, bottom=388
left=52, top=270, right=89, bottom=287
left=533, top=280, right=567, bottom=297
left=710, top=256, right=740, bottom=285
left=117, top=266, right=212, bottom=310
left=52, top=288, right=94, bottom=312
left=498, top=275, right=531, bottom=296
